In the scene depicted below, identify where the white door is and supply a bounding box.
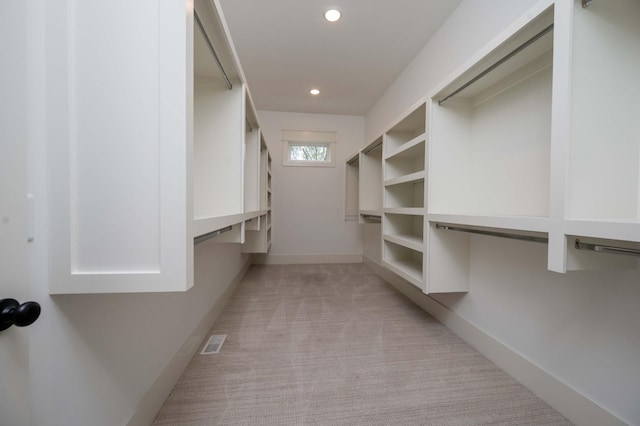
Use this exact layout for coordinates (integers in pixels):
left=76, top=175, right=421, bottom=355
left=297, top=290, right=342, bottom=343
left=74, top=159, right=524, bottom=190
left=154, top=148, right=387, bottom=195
left=0, top=1, right=34, bottom=424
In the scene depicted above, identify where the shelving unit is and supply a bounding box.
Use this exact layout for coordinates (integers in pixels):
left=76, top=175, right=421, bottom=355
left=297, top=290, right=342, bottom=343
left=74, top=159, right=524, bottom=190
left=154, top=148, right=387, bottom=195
left=358, top=137, right=383, bottom=222
left=46, top=0, right=271, bottom=293
left=430, top=7, right=553, bottom=221
left=345, top=152, right=360, bottom=221
left=244, top=98, right=260, bottom=214
left=565, top=0, right=640, bottom=241
left=381, top=102, right=429, bottom=290
left=243, top=136, right=272, bottom=254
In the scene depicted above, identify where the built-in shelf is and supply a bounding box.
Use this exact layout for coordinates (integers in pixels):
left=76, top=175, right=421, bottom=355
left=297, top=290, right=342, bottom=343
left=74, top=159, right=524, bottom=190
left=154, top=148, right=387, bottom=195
left=429, top=5, right=553, bottom=219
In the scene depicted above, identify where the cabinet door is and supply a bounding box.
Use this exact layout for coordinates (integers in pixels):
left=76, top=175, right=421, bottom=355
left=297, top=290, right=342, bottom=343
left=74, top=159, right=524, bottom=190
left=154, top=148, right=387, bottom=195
left=46, top=0, right=193, bottom=293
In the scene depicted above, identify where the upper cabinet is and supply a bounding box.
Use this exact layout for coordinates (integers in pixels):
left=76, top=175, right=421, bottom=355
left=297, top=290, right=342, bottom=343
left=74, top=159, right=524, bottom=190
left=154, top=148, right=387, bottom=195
left=46, top=0, right=270, bottom=293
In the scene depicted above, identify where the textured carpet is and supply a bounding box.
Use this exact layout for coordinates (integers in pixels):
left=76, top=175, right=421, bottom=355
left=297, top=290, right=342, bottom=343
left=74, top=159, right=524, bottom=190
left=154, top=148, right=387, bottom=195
left=153, top=264, right=571, bottom=425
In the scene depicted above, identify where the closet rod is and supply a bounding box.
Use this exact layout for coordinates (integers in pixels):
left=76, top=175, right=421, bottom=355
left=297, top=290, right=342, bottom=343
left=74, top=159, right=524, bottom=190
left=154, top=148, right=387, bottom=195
left=361, top=214, right=381, bottom=221
left=363, top=141, right=383, bottom=155
left=438, top=24, right=554, bottom=106
left=194, top=225, right=233, bottom=245
left=347, top=156, right=359, bottom=165
left=194, top=9, right=233, bottom=90
left=575, top=240, right=640, bottom=258
left=435, top=224, right=548, bottom=244
left=582, top=0, right=594, bottom=8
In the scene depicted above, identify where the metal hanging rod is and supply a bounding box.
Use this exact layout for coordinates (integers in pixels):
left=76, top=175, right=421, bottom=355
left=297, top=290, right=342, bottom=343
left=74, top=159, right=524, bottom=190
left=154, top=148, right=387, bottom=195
left=438, top=24, right=554, bottom=106
left=582, top=0, right=594, bottom=8
left=347, top=156, right=359, bottom=165
left=435, top=224, right=548, bottom=244
left=194, top=9, right=232, bottom=90
left=575, top=240, right=640, bottom=258
left=361, top=214, right=381, bottom=221
left=363, top=141, right=383, bottom=155
left=194, top=225, right=233, bottom=245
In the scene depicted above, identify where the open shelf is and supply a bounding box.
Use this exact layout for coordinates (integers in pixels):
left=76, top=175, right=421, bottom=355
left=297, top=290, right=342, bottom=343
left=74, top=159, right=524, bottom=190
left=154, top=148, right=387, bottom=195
left=383, top=212, right=424, bottom=252
left=384, top=103, right=426, bottom=154
left=566, top=1, right=640, bottom=233
left=345, top=152, right=360, bottom=221
left=384, top=179, right=424, bottom=209
left=244, top=98, right=260, bottom=214
left=383, top=240, right=424, bottom=289
left=384, top=138, right=426, bottom=180
left=359, top=137, right=383, bottom=220
left=429, top=6, right=553, bottom=219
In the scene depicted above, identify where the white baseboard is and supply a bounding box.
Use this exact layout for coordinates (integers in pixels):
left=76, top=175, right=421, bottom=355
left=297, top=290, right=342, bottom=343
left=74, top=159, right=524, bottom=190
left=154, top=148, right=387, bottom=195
left=126, top=257, right=253, bottom=426
left=252, top=253, right=363, bottom=265
left=363, top=256, right=626, bottom=426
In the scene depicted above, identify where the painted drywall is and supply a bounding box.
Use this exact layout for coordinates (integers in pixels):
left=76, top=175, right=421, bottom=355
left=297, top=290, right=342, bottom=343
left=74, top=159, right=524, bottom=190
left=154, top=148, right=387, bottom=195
left=364, top=0, right=640, bottom=423
left=257, top=110, right=364, bottom=259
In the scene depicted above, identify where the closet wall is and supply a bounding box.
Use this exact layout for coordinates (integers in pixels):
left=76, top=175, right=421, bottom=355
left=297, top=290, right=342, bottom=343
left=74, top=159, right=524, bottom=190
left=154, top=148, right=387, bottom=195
left=364, top=0, right=640, bottom=424
left=256, top=110, right=364, bottom=263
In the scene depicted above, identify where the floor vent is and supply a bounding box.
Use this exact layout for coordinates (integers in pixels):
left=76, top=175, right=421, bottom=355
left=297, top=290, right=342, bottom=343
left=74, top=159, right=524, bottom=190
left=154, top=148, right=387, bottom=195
left=201, top=334, right=227, bottom=355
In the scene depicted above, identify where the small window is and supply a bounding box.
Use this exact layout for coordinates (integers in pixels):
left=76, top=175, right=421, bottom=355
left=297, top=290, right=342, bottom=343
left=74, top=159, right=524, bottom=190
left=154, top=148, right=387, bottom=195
left=282, top=130, right=336, bottom=167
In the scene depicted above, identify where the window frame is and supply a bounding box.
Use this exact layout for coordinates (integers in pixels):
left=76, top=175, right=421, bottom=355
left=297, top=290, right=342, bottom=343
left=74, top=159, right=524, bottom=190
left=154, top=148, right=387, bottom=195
left=283, top=140, right=336, bottom=168
left=281, top=130, right=337, bottom=168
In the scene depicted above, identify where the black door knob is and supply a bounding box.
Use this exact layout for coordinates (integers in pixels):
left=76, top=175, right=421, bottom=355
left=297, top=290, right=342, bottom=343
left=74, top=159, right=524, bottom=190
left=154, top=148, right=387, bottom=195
left=0, top=299, right=41, bottom=332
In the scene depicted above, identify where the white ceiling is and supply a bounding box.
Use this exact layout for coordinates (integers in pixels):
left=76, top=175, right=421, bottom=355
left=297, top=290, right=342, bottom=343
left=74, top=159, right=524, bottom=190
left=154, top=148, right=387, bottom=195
left=216, top=0, right=463, bottom=116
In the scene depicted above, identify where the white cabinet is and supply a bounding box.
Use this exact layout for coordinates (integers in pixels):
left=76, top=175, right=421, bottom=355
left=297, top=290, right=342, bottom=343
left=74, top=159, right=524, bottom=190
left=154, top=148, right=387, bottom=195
left=46, top=0, right=269, bottom=293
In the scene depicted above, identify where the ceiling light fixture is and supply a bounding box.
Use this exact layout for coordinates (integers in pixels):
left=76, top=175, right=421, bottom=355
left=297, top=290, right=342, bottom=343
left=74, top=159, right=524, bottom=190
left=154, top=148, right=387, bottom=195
left=310, top=89, right=320, bottom=95
left=324, top=9, right=341, bottom=22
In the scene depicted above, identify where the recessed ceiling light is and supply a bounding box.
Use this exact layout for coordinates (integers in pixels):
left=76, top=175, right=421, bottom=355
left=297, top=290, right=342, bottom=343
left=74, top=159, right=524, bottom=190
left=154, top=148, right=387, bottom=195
left=324, top=9, right=341, bottom=22
left=310, top=89, right=320, bottom=95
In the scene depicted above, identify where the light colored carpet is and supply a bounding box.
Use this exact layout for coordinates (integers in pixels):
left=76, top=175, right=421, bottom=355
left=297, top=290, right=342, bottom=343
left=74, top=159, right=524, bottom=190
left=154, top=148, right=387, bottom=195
left=153, top=264, right=571, bottom=425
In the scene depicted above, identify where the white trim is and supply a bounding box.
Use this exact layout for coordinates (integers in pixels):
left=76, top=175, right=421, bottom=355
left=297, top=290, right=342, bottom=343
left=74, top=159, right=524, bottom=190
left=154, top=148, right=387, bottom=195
left=126, top=257, right=252, bottom=426
left=363, top=256, right=627, bottom=426
left=252, top=253, right=363, bottom=265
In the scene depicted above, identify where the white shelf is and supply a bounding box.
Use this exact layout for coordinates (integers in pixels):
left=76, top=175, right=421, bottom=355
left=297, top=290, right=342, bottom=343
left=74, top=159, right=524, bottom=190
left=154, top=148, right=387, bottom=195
left=384, top=171, right=426, bottom=187
left=564, top=220, right=640, bottom=244
left=384, top=179, right=424, bottom=209
left=429, top=6, right=553, bottom=219
left=359, top=136, right=383, bottom=213
left=566, top=0, right=640, bottom=226
left=383, top=234, right=423, bottom=253
left=384, top=103, right=426, bottom=154
left=384, top=133, right=427, bottom=160
left=382, top=259, right=423, bottom=289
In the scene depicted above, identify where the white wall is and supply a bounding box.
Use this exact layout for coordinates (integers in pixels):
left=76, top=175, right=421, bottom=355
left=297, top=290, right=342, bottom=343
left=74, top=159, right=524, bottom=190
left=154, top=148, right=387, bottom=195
left=257, top=110, right=364, bottom=261
left=365, top=0, right=640, bottom=423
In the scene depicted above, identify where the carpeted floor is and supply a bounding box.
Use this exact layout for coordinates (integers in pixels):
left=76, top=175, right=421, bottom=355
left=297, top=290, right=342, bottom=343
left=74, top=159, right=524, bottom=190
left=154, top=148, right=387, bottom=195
left=153, top=264, right=571, bottom=425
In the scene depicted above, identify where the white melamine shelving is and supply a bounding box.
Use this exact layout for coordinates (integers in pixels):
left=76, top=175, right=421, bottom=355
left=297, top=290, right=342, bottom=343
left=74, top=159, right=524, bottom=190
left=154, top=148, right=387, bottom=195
left=359, top=137, right=383, bottom=222
left=380, top=102, right=430, bottom=290
left=383, top=240, right=424, bottom=288
left=565, top=0, right=640, bottom=242
left=430, top=6, right=553, bottom=222
left=46, top=0, right=269, bottom=293
left=244, top=99, right=260, bottom=214
left=345, top=152, right=360, bottom=221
